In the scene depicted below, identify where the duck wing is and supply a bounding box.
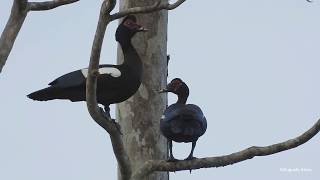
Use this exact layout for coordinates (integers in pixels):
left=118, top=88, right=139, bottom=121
left=161, top=104, right=207, bottom=140
left=48, top=69, right=85, bottom=88
left=48, top=65, right=122, bottom=88
left=185, top=104, right=207, bottom=134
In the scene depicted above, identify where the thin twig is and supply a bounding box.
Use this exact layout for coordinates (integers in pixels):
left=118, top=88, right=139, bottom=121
left=28, top=0, right=79, bottom=11
left=132, top=118, right=320, bottom=180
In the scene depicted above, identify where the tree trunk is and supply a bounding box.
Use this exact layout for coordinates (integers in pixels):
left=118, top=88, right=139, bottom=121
left=116, top=0, right=168, bottom=180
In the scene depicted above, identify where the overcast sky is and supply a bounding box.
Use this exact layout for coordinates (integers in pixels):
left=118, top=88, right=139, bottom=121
left=0, top=0, right=319, bottom=180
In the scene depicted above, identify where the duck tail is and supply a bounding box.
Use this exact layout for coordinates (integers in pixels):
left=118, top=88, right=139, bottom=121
left=27, top=87, right=59, bottom=101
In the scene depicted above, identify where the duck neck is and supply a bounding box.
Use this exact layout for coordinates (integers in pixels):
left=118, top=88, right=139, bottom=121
left=120, top=40, right=142, bottom=70
left=176, top=94, right=188, bottom=104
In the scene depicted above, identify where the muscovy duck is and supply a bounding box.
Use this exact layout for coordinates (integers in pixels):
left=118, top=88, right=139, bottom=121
left=28, top=15, right=147, bottom=115
left=159, top=78, right=207, bottom=161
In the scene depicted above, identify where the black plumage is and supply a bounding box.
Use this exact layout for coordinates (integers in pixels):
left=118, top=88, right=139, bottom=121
left=28, top=15, right=147, bottom=113
left=159, top=78, right=207, bottom=161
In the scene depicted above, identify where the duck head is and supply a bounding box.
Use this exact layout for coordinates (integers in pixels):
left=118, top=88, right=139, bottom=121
left=159, top=78, right=189, bottom=104
left=116, top=15, right=148, bottom=45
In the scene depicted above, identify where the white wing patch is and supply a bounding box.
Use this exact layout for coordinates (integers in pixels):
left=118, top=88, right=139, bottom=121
left=81, top=67, right=121, bottom=78
left=99, top=67, right=121, bottom=77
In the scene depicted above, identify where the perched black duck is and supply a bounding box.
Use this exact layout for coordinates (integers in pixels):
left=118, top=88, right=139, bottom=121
left=159, top=78, right=207, bottom=161
left=28, top=15, right=147, bottom=114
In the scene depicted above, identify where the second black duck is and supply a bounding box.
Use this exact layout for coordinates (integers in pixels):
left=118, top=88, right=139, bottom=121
left=159, top=78, right=207, bottom=161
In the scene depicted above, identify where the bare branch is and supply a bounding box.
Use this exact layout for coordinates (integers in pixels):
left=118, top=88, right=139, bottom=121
left=167, top=0, right=186, bottom=10
left=132, top=118, right=320, bottom=180
left=86, top=0, right=119, bottom=136
left=28, top=0, right=79, bottom=11
left=104, top=0, right=116, bottom=14
left=110, top=0, right=186, bottom=20
left=86, top=1, right=130, bottom=180
left=86, top=0, right=187, bottom=178
left=0, top=0, right=28, bottom=73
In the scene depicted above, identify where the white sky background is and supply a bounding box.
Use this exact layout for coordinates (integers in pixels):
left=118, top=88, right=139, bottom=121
left=0, top=0, right=320, bottom=179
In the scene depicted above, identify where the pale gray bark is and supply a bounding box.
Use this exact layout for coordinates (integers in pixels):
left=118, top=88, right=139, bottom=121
left=116, top=0, right=169, bottom=180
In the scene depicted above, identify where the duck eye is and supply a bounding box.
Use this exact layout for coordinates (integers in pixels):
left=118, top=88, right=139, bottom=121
left=124, top=21, right=130, bottom=26
left=124, top=19, right=136, bottom=28
left=171, top=81, right=182, bottom=91
left=171, top=80, right=181, bottom=86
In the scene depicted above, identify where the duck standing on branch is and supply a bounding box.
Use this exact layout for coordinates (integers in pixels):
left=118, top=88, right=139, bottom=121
left=159, top=78, right=207, bottom=161
left=28, top=15, right=147, bottom=116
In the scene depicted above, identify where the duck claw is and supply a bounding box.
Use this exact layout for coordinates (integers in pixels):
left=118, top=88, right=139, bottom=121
left=99, top=107, right=110, bottom=118
left=98, top=107, right=122, bottom=135
left=184, top=156, right=197, bottom=173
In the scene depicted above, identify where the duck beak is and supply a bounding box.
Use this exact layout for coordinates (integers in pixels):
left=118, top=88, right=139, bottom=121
left=138, top=26, right=149, bottom=32
left=158, top=88, right=169, bottom=93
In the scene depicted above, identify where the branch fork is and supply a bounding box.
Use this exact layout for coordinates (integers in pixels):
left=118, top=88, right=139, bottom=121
left=0, top=0, right=80, bottom=73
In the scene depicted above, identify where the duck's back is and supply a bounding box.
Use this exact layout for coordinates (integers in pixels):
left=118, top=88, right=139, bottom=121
left=160, top=104, right=207, bottom=143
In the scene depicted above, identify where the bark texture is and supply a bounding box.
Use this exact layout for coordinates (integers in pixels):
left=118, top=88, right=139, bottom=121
left=0, top=0, right=28, bottom=73
left=117, top=1, right=169, bottom=180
